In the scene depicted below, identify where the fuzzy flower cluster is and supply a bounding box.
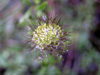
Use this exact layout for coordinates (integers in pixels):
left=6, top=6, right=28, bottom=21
left=32, top=23, right=63, bottom=49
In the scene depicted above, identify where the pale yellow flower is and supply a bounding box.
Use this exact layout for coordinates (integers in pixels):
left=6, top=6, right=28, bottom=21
left=32, top=23, right=63, bottom=49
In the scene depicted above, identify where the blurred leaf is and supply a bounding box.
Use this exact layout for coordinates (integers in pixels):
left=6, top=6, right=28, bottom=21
left=20, top=0, right=32, bottom=5
left=34, top=0, right=42, bottom=4
left=36, top=1, right=47, bottom=11
left=19, top=7, right=33, bottom=27
left=38, top=67, right=46, bottom=75
left=46, top=66, right=61, bottom=75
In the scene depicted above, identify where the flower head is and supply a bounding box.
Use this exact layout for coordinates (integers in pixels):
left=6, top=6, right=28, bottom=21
left=32, top=23, right=63, bottom=49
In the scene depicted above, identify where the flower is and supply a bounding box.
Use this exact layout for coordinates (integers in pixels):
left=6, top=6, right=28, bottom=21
left=32, top=23, right=63, bottom=49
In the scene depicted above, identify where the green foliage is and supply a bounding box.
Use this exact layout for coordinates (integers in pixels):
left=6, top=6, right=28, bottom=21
left=36, top=1, right=47, bottom=16
left=0, top=0, right=100, bottom=75
left=20, top=0, right=32, bottom=5
left=36, top=1, right=47, bottom=11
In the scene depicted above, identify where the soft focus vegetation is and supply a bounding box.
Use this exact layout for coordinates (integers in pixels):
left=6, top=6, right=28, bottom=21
left=0, top=0, right=100, bottom=75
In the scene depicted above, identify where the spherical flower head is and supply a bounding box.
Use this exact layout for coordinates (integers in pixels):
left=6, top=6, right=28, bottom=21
left=32, top=23, right=63, bottom=49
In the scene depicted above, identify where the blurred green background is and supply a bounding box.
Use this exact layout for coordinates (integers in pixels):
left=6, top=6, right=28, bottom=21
left=0, top=0, right=100, bottom=75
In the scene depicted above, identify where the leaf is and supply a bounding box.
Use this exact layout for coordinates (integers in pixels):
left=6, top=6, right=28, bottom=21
left=20, top=0, right=32, bottom=5
left=36, top=1, right=47, bottom=11
left=34, top=0, right=42, bottom=4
